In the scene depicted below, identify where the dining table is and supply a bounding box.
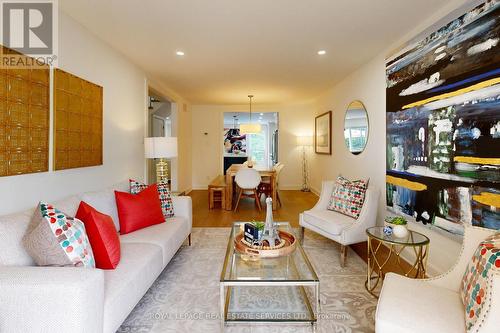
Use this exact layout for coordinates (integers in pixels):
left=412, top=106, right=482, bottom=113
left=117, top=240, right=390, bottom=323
left=225, top=164, right=277, bottom=211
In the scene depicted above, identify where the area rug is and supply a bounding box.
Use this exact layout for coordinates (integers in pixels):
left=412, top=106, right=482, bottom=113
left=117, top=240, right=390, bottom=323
left=118, top=228, right=377, bottom=333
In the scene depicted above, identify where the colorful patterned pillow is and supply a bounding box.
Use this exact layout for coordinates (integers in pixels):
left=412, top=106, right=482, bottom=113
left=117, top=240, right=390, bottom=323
left=460, top=233, right=500, bottom=331
left=22, top=202, right=95, bottom=267
left=129, top=179, right=174, bottom=219
left=327, top=176, right=368, bottom=219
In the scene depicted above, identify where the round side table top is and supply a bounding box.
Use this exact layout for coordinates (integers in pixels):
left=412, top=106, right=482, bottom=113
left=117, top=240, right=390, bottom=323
left=366, top=226, right=430, bottom=246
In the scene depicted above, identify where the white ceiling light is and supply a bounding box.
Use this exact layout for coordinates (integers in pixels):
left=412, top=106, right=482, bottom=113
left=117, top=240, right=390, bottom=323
left=317, top=50, right=326, bottom=55
left=176, top=51, right=185, bottom=56
left=240, top=95, right=261, bottom=134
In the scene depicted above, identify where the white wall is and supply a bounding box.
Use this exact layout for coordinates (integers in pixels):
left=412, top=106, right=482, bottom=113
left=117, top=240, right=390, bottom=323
left=0, top=12, right=148, bottom=215
left=191, top=102, right=314, bottom=189
left=309, top=0, right=479, bottom=276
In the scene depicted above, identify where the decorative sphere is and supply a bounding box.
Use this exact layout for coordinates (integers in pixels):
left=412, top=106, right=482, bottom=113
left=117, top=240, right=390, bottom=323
left=383, top=226, right=393, bottom=236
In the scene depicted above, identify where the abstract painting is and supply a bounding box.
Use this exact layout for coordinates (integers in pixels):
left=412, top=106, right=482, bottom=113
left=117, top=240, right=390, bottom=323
left=385, top=0, right=500, bottom=235
left=223, top=128, right=246, bottom=154
left=315, top=111, right=332, bottom=155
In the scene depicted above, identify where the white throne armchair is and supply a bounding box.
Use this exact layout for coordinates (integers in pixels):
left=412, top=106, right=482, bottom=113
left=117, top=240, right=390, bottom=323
left=299, top=180, right=379, bottom=266
left=376, top=225, right=500, bottom=333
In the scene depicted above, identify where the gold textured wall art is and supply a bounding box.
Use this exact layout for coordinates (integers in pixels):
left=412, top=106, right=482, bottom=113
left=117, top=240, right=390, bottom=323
left=0, top=46, right=50, bottom=177
left=54, top=69, right=103, bottom=170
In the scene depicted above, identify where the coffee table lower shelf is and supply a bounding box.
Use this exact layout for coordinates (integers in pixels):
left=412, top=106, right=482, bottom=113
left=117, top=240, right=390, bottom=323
left=220, top=281, right=319, bottom=328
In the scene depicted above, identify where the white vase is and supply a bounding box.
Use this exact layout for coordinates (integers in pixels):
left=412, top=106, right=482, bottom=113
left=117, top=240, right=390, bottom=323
left=393, top=225, right=409, bottom=238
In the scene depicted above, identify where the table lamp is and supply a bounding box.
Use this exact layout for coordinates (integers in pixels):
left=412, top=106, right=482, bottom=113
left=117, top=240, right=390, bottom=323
left=144, top=137, right=178, bottom=184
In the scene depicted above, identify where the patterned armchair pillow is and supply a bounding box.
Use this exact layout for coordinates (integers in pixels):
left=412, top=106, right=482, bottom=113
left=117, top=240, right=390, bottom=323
left=129, top=179, right=175, bottom=219
left=460, top=233, right=500, bottom=331
left=327, top=176, right=368, bottom=219
left=22, top=202, right=95, bottom=267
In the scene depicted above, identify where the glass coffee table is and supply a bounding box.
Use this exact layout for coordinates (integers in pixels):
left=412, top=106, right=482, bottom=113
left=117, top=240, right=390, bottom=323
left=220, top=222, right=319, bottom=329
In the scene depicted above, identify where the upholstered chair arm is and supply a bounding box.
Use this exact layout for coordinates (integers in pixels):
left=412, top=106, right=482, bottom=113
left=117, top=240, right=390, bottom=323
left=341, top=187, right=379, bottom=245
left=312, top=181, right=336, bottom=211
left=0, top=266, right=104, bottom=333
left=172, top=196, right=193, bottom=229
left=428, top=225, right=496, bottom=292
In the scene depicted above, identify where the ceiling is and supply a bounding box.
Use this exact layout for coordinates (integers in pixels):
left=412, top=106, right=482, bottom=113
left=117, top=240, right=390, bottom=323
left=60, top=0, right=453, bottom=105
left=224, top=112, right=278, bottom=124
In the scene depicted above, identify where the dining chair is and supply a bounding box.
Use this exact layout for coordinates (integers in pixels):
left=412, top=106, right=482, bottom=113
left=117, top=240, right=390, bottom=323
left=274, top=163, right=284, bottom=206
left=257, top=163, right=284, bottom=207
left=234, top=168, right=262, bottom=212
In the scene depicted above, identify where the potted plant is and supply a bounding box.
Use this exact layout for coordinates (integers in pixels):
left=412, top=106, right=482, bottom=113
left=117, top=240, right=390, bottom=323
left=253, top=221, right=265, bottom=240
left=385, top=216, right=409, bottom=238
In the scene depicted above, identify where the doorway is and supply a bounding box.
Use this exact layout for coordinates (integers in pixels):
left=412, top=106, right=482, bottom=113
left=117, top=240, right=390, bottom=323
left=147, top=89, right=173, bottom=184
left=222, top=112, right=279, bottom=173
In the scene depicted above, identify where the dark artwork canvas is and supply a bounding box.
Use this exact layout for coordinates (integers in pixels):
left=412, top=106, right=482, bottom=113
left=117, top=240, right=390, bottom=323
left=385, top=0, right=500, bottom=235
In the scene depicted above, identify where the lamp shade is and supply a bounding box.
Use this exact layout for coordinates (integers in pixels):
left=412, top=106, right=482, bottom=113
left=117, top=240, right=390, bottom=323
left=296, top=135, right=313, bottom=146
left=240, top=123, right=261, bottom=134
left=144, top=137, right=178, bottom=159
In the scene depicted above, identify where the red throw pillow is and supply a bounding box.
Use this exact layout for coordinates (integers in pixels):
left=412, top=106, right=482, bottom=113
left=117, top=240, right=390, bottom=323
left=75, top=201, right=121, bottom=269
left=115, top=184, right=165, bottom=234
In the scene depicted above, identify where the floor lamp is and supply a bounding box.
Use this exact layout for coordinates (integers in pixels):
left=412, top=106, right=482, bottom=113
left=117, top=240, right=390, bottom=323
left=144, top=137, right=178, bottom=185
left=297, top=136, right=312, bottom=192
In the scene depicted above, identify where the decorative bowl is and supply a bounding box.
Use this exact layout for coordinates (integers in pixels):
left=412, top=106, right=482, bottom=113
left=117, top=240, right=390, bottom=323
left=234, top=230, right=297, bottom=258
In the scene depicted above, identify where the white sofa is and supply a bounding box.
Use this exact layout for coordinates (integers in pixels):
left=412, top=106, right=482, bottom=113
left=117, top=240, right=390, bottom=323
left=300, top=180, right=379, bottom=266
left=376, top=225, right=500, bottom=333
left=0, top=182, right=192, bottom=333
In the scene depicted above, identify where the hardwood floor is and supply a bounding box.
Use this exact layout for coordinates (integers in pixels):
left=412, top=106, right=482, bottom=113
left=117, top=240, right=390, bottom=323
left=189, top=189, right=318, bottom=227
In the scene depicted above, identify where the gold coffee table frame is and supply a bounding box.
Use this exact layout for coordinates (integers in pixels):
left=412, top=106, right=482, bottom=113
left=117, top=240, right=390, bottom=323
left=365, top=226, right=429, bottom=298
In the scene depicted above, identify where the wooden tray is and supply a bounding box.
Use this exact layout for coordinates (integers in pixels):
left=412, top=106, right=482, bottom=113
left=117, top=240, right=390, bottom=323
left=234, top=230, right=297, bottom=258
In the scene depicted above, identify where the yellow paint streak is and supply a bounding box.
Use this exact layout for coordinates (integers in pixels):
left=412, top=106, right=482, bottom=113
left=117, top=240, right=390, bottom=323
left=386, top=176, right=427, bottom=191
left=454, top=156, right=500, bottom=165
left=473, top=192, right=500, bottom=208
left=401, top=77, right=500, bottom=109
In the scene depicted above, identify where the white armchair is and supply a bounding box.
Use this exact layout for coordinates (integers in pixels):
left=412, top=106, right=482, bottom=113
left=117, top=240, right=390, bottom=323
left=376, top=225, right=500, bottom=333
left=299, top=180, right=379, bottom=266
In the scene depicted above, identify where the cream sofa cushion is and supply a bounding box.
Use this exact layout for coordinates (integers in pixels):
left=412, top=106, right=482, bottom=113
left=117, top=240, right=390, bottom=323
left=302, top=209, right=355, bottom=235
left=376, top=273, right=465, bottom=333
left=103, top=242, right=163, bottom=333
left=120, top=217, right=190, bottom=266
left=0, top=209, right=35, bottom=266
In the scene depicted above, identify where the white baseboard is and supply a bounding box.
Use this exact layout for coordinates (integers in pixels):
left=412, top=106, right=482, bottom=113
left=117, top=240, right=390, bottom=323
left=310, top=186, right=320, bottom=196
left=279, top=185, right=302, bottom=190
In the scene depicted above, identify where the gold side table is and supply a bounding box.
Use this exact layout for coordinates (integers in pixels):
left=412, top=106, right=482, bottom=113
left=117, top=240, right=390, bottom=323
left=365, top=226, right=429, bottom=298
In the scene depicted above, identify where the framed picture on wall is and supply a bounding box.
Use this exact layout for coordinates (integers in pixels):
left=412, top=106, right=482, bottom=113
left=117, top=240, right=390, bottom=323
left=315, top=111, right=332, bottom=155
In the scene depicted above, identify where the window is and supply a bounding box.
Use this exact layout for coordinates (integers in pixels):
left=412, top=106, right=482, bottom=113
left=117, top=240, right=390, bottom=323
left=248, top=125, right=268, bottom=168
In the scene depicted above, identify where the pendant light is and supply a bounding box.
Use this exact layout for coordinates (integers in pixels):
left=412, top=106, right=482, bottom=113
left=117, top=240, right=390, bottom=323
left=240, top=95, right=261, bottom=134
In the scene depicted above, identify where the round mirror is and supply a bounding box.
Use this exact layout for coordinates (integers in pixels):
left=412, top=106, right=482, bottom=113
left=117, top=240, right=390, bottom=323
left=344, top=101, right=369, bottom=155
